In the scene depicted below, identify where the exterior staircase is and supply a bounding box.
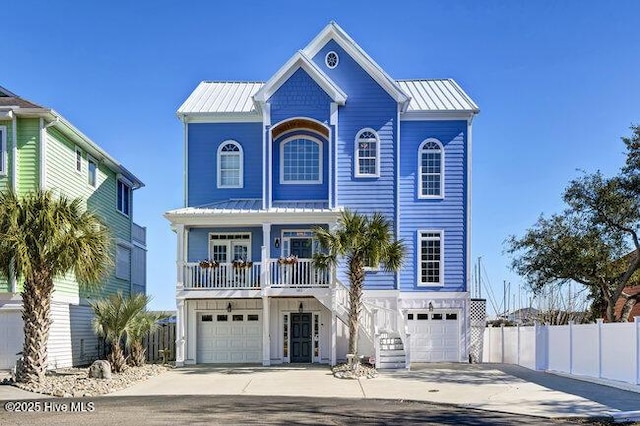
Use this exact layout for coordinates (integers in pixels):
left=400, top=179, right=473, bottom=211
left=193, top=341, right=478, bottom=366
left=377, top=332, right=406, bottom=369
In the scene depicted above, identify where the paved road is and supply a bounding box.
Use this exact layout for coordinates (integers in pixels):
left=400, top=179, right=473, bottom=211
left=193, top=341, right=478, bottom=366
left=0, top=395, right=602, bottom=425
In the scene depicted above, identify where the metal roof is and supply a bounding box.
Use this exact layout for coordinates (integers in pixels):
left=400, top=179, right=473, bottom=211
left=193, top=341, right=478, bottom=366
left=177, top=82, right=263, bottom=115
left=397, top=79, right=479, bottom=113
left=177, top=79, right=478, bottom=115
left=166, top=199, right=333, bottom=216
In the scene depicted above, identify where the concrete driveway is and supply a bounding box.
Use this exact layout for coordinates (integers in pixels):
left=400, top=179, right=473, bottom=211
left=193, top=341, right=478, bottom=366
left=107, top=363, right=640, bottom=419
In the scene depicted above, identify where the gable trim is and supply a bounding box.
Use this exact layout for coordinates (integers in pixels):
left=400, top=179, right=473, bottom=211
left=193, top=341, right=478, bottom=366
left=303, top=22, right=410, bottom=108
left=253, top=51, right=347, bottom=106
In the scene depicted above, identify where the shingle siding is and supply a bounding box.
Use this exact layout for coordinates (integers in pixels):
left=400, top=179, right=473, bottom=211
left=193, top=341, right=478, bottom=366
left=187, top=122, right=263, bottom=207
left=399, top=120, right=467, bottom=292
left=269, top=68, right=332, bottom=125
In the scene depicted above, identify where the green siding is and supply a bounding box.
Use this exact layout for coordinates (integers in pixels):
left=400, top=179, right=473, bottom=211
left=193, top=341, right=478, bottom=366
left=17, top=118, right=40, bottom=195
left=45, top=128, right=133, bottom=300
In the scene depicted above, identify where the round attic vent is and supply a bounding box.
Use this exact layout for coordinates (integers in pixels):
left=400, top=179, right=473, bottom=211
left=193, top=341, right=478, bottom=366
left=325, top=51, right=339, bottom=69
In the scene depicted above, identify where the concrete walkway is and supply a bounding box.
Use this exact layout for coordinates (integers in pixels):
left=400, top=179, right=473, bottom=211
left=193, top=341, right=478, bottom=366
left=107, top=363, right=640, bottom=419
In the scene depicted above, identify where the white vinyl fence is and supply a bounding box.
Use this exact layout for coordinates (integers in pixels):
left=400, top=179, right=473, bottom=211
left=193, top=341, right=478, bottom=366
left=483, top=317, right=640, bottom=386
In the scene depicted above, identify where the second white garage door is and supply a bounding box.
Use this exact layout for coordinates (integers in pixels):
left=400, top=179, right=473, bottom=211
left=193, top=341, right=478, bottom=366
left=196, top=311, right=262, bottom=363
left=408, top=311, right=460, bottom=362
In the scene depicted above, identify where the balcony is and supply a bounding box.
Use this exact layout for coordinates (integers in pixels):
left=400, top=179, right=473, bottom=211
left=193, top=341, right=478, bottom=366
left=182, top=259, right=330, bottom=290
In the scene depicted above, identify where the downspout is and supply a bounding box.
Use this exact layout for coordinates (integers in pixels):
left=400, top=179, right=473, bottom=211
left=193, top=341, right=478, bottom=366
left=10, top=115, right=17, bottom=293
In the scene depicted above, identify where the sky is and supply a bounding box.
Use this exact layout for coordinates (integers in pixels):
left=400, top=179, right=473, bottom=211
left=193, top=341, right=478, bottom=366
left=2, top=0, right=639, bottom=313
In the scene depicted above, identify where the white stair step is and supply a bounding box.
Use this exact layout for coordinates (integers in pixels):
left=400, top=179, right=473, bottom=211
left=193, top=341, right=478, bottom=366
left=378, top=362, right=406, bottom=369
left=379, top=349, right=405, bottom=357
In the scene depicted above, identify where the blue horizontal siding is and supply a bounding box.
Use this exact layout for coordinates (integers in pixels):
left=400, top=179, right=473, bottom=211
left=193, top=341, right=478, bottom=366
left=187, top=122, right=263, bottom=207
left=269, top=68, right=331, bottom=124
left=399, top=120, right=467, bottom=293
left=187, top=227, right=263, bottom=262
left=312, top=39, right=398, bottom=291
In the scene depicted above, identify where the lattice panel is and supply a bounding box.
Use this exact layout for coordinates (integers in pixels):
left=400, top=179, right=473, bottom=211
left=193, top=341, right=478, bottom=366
left=469, top=299, right=487, bottom=363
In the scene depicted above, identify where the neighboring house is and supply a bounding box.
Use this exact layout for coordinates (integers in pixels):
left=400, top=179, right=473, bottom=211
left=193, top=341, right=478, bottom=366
left=165, top=22, right=479, bottom=368
left=614, top=286, right=640, bottom=322
left=507, top=308, right=540, bottom=325
left=0, top=86, right=146, bottom=369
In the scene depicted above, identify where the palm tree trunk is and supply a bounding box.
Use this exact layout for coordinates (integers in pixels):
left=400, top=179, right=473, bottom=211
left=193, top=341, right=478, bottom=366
left=348, top=258, right=365, bottom=356
left=108, top=342, right=127, bottom=373
left=129, top=342, right=146, bottom=367
left=17, top=274, right=54, bottom=384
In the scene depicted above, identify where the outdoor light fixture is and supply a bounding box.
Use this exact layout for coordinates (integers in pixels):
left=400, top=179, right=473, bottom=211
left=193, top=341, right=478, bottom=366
left=428, top=302, right=434, bottom=312
left=299, top=302, right=303, bottom=313
left=227, top=302, right=232, bottom=313
left=274, top=238, right=280, bottom=248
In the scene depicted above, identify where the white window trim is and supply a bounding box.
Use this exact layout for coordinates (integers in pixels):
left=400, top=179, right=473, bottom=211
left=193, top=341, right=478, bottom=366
left=115, top=243, right=132, bottom=281
left=0, top=126, right=6, bottom=176
left=116, top=179, right=131, bottom=218
left=418, top=138, right=445, bottom=199
left=279, top=135, right=323, bottom=185
left=325, top=51, right=339, bottom=69
left=75, top=146, right=83, bottom=174
left=354, top=128, right=380, bottom=178
left=417, top=230, right=444, bottom=287
left=208, top=232, right=252, bottom=261
left=87, top=155, right=98, bottom=188
left=217, top=140, right=244, bottom=189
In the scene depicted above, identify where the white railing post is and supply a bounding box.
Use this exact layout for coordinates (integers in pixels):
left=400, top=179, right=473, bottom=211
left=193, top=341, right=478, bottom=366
left=261, top=246, right=269, bottom=289
left=596, top=318, right=603, bottom=378
left=373, top=309, right=380, bottom=369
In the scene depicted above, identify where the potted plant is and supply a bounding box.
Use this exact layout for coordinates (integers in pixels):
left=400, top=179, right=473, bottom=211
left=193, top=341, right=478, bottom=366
left=278, top=255, right=298, bottom=265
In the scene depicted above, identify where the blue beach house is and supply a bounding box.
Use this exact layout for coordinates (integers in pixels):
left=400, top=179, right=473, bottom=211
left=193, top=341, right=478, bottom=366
left=165, top=22, right=479, bottom=368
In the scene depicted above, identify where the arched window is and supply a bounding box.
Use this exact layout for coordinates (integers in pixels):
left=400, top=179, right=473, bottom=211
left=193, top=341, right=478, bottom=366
left=419, top=139, right=444, bottom=198
left=354, top=129, right=379, bottom=177
left=280, top=136, right=322, bottom=184
left=217, top=141, right=243, bottom=188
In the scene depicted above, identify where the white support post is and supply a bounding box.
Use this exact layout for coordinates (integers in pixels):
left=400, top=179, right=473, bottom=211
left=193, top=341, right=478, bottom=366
left=500, top=324, right=505, bottom=364
left=331, top=310, right=337, bottom=366
left=596, top=318, right=603, bottom=378
left=176, top=299, right=185, bottom=366
left=262, top=296, right=270, bottom=366
left=262, top=223, right=271, bottom=290
left=635, top=316, right=640, bottom=385
left=568, top=320, right=574, bottom=375
left=176, top=224, right=185, bottom=289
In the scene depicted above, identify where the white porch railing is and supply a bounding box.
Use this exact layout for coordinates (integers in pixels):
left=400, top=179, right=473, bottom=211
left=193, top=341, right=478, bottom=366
left=268, top=259, right=330, bottom=287
left=184, top=262, right=261, bottom=289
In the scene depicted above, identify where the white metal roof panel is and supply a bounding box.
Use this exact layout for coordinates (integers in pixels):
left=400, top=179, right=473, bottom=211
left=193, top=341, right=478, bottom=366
left=177, top=82, right=263, bottom=114
left=397, top=79, right=479, bottom=113
left=178, top=79, right=477, bottom=115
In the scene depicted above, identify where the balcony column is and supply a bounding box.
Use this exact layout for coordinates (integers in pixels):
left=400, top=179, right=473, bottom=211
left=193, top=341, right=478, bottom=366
left=176, top=224, right=186, bottom=289
left=262, top=223, right=271, bottom=288
left=262, top=296, right=271, bottom=366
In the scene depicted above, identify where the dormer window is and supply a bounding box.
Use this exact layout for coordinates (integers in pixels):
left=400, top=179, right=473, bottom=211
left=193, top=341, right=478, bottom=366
left=355, top=129, right=379, bottom=177
left=217, top=141, right=243, bottom=188
left=419, top=139, right=444, bottom=198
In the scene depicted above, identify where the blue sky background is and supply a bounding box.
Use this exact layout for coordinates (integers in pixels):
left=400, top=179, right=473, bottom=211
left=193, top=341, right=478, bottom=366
left=2, top=1, right=639, bottom=313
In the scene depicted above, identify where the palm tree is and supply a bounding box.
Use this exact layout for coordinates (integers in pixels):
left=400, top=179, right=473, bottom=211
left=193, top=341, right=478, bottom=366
left=313, top=210, right=405, bottom=356
left=90, top=292, right=148, bottom=373
left=0, top=190, right=111, bottom=384
left=127, top=310, right=170, bottom=367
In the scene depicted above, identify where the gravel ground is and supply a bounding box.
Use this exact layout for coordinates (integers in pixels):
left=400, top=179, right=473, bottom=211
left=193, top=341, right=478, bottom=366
left=5, top=364, right=171, bottom=398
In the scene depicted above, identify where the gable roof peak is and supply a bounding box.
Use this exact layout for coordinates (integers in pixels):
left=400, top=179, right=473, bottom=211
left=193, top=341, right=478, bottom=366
left=303, top=22, right=410, bottom=109
left=252, top=50, right=346, bottom=106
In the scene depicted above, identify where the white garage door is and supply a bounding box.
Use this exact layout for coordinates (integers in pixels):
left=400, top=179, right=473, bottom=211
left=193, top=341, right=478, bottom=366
left=197, top=311, right=262, bottom=363
left=408, top=310, right=460, bottom=362
left=0, top=311, right=24, bottom=369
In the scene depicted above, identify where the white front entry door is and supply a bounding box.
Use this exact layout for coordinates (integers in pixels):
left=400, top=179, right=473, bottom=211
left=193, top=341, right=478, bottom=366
left=0, top=311, right=23, bottom=369
left=407, top=310, right=460, bottom=362
left=196, top=311, right=262, bottom=363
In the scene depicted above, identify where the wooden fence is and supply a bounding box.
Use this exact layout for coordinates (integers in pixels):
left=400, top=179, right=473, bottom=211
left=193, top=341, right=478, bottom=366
left=143, top=323, right=176, bottom=363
